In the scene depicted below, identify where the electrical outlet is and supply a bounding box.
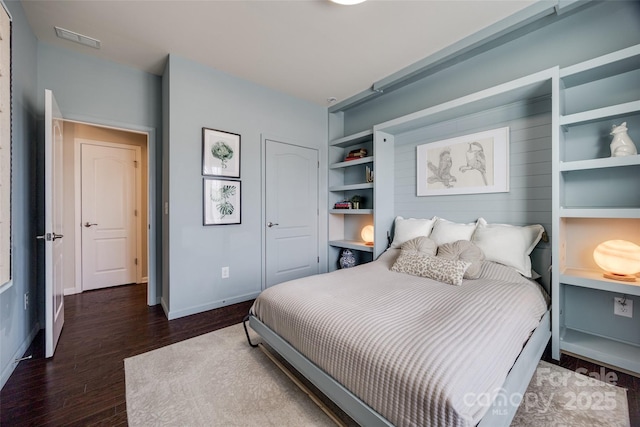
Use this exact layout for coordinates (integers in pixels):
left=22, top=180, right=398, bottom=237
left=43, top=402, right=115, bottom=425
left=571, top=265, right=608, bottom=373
left=221, top=267, right=229, bottom=279
left=24, top=292, right=29, bottom=311
left=614, top=297, right=632, bottom=318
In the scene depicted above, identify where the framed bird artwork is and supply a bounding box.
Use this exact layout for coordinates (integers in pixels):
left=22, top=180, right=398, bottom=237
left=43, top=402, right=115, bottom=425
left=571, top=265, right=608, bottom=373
left=416, top=127, right=510, bottom=196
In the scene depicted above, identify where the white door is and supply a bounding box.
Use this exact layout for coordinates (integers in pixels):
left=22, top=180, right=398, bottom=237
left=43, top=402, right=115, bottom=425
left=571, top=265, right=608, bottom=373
left=265, top=140, right=319, bottom=287
left=81, top=143, right=138, bottom=290
left=43, top=89, right=64, bottom=358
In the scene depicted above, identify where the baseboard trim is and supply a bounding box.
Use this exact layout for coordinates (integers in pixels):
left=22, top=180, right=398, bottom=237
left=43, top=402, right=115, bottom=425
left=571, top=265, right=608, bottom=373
left=167, top=292, right=259, bottom=320
left=140, top=277, right=148, bottom=284
left=64, top=287, right=79, bottom=296
left=0, top=322, right=40, bottom=390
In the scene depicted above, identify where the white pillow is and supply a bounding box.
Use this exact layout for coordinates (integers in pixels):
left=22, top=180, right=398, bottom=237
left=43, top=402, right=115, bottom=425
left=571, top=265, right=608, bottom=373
left=472, top=217, right=544, bottom=278
left=429, top=217, right=478, bottom=246
left=390, top=216, right=436, bottom=248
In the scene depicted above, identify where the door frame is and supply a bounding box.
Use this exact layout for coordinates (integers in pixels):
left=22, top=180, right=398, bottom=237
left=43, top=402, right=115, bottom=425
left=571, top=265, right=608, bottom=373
left=64, top=116, right=158, bottom=306
left=75, top=139, right=143, bottom=290
left=260, top=134, right=326, bottom=291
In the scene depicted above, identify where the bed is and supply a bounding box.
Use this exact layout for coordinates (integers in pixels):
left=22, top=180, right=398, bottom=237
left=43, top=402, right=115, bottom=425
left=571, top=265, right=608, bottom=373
left=247, top=220, right=551, bottom=427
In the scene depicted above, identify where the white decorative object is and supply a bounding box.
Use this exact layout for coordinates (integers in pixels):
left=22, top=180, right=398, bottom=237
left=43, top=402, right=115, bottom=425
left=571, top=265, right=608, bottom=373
left=609, top=122, right=637, bottom=157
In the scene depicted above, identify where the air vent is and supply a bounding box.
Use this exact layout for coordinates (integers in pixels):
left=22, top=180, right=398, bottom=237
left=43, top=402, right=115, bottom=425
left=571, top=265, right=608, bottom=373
left=54, top=26, right=101, bottom=49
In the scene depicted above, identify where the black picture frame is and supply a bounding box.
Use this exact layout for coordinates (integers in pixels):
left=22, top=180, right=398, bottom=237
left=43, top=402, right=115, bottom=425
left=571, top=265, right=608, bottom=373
left=202, top=127, right=241, bottom=178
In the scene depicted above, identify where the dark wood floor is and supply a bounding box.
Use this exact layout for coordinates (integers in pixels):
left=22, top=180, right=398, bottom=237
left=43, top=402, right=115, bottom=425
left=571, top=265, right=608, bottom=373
left=1, top=283, right=638, bottom=426
left=0, top=283, right=253, bottom=426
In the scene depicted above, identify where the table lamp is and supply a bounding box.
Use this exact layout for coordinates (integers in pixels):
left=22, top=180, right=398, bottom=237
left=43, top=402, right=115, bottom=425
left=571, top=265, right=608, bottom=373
left=361, top=225, right=374, bottom=246
left=593, top=240, right=640, bottom=282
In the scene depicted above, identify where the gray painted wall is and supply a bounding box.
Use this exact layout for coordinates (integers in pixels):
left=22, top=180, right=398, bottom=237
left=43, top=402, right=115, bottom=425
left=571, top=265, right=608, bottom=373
left=393, top=99, right=552, bottom=230
left=36, top=43, right=163, bottom=304
left=1, top=0, right=39, bottom=388
left=165, top=55, right=327, bottom=319
left=343, top=1, right=640, bottom=135
left=337, top=0, right=639, bottom=251
left=36, top=44, right=161, bottom=129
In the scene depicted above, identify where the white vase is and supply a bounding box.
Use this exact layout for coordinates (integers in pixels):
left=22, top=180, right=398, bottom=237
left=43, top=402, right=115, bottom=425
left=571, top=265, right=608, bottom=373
left=609, top=122, right=637, bottom=157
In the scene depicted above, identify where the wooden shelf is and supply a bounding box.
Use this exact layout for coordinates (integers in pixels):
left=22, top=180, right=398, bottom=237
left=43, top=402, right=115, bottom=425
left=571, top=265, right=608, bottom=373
left=559, top=155, right=640, bottom=172
left=560, top=328, right=640, bottom=375
left=330, top=156, right=374, bottom=169
left=560, top=44, right=640, bottom=88
left=330, top=130, right=373, bottom=148
left=559, top=208, right=640, bottom=218
left=329, top=209, right=373, bottom=215
left=329, top=183, right=374, bottom=192
left=552, top=44, right=640, bottom=366
left=560, top=268, right=640, bottom=297
left=559, top=101, right=640, bottom=127
left=375, top=68, right=553, bottom=135
left=329, top=240, right=374, bottom=252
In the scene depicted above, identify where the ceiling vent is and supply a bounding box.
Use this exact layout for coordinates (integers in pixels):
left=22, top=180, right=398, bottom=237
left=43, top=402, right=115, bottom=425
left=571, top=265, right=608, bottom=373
left=54, top=26, right=101, bottom=49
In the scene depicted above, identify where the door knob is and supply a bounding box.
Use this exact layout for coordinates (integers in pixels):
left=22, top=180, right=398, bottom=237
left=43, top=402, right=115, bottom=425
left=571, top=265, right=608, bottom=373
left=84, top=222, right=98, bottom=228
left=35, top=233, right=63, bottom=241
left=267, top=222, right=279, bottom=228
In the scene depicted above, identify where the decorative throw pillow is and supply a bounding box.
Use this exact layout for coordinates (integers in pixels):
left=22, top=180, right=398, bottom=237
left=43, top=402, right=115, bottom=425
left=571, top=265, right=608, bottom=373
left=390, top=216, right=437, bottom=248
left=437, top=240, right=485, bottom=279
left=401, top=236, right=437, bottom=256
left=472, top=217, right=544, bottom=278
left=391, top=250, right=470, bottom=286
left=429, top=217, right=478, bottom=246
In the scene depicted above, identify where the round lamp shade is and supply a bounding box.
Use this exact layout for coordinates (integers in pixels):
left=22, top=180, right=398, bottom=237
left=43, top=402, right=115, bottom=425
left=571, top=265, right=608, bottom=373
left=361, top=225, right=374, bottom=246
left=593, top=240, right=640, bottom=280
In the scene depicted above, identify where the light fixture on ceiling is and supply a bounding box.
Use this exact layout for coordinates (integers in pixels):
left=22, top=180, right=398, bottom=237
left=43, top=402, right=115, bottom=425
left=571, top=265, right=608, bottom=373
left=327, top=97, right=338, bottom=104
left=55, top=26, right=101, bottom=49
left=329, top=0, right=367, bottom=5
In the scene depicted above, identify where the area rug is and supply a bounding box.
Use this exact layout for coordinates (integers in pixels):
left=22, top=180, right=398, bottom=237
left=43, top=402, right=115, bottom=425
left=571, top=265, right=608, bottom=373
left=125, top=324, right=630, bottom=426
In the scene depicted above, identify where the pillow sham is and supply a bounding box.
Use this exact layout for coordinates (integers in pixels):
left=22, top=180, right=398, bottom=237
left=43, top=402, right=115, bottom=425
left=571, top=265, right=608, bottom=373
left=390, top=216, right=436, bottom=248
left=437, top=240, right=485, bottom=279
left=429, top=217, right=478, bottom=246
left=401, top=236, right=437, bottom=256
left=391, top=249, right=470, bottom=286
left=472, top=217, right=544, bottom=278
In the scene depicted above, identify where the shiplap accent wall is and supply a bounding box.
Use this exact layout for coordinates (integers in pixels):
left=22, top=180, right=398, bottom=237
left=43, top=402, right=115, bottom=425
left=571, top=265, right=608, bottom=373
left=392, top=98, right=552, bottom=238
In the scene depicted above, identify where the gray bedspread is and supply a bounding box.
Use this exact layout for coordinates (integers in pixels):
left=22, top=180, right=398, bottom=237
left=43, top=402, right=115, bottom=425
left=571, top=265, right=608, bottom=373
left=251, top=249, right=549, bottom=427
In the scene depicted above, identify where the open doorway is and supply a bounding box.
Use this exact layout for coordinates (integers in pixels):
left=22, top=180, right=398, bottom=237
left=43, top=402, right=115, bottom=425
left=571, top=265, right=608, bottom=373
left=61, top=121, right=150, bottom=297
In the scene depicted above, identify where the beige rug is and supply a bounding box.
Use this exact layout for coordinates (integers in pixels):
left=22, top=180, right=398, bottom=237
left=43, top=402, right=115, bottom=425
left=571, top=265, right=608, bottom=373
left=125, top=324, right=630, bottom=426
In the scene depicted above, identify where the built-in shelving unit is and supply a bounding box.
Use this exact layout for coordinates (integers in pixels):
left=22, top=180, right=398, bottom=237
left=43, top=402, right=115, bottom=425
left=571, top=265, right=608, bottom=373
left=552, top=44, right=640, bottom=375
left=328, top=129, right=377, bottom=269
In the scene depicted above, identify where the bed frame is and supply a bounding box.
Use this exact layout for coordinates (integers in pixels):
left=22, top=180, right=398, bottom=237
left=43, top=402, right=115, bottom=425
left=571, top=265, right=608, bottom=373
left=246, top=246, right=552, bottom=426
left=248, top=311, right=550, bottom=426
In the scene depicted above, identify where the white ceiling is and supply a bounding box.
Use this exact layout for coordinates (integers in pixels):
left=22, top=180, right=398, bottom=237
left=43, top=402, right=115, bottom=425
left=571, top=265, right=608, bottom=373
left=20, top=0, right=538, bottom=106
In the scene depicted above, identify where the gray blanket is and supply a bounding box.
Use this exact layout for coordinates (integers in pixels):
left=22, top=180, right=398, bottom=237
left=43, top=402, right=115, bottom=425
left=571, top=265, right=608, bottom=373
left=251, top=249, right=548, bottom=427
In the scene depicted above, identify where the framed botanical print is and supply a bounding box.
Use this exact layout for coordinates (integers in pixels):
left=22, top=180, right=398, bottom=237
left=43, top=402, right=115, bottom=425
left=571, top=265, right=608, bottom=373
left=203, top=178, right=241, bottom=225
left=202, top=128, right=241, bottom=178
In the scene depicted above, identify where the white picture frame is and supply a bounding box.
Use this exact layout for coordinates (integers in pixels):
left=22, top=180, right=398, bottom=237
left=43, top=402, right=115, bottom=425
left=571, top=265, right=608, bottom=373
left=416, top=127, right=510, bottom=196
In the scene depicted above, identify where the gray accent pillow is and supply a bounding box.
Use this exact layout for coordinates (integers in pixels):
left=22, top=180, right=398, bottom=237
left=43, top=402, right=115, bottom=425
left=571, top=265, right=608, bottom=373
left=400, top=236, right=437, bottom=256
left=437, top=240, right=485, bottom=279
left=391, top=250, right=470, bottom=286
